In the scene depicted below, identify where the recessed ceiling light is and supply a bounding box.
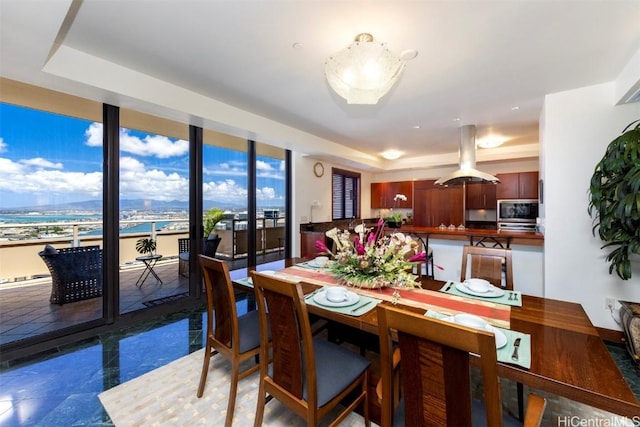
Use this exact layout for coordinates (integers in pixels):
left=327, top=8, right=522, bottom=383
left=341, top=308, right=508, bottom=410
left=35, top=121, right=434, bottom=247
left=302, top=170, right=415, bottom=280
left=381, top=150, right=402, bottom=160
left=511, top=106, right=520, bottom=110
left=412, top=125, right=421, bottom=129
left=292, top=42, right=302, bottom=49
left=477, top=136, right=506, bottom=149
left=453, top=117, right=461, bottom=121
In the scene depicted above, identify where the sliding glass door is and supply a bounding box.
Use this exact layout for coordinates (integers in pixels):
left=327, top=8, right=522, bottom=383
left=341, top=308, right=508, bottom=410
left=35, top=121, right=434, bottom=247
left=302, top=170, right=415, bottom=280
left=0, top=83, right=104, bottom=346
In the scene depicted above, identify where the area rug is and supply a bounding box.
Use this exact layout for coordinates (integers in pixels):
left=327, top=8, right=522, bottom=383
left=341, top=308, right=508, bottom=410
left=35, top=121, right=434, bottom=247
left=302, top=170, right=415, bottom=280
left=142, top=292, right=189, bottom=307
left=99, top=349, right=370, bottom=426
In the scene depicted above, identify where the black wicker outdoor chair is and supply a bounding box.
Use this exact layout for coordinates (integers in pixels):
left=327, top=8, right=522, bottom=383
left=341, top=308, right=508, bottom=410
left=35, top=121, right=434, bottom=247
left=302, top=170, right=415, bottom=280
left=38, top=245, right=103, bottom=305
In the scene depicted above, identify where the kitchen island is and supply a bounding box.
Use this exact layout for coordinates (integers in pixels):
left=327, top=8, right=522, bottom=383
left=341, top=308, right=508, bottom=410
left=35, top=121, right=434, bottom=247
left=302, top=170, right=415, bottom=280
left=398, top=225, right=544, bottom=247
left=398, top=225, right=544, bottom=296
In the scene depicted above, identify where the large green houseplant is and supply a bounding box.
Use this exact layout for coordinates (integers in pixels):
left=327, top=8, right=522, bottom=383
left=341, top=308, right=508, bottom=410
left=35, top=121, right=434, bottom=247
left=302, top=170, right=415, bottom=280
left=588, top=120, right=640, bottom=280
left=203, top=207, right=224, bottom=237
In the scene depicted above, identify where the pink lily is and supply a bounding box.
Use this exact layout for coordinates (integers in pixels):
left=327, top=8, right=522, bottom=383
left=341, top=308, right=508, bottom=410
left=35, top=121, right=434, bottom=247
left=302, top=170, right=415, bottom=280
left=315, top=240, right=331, bottom=254
left=408, top=252, right=427, bottom=262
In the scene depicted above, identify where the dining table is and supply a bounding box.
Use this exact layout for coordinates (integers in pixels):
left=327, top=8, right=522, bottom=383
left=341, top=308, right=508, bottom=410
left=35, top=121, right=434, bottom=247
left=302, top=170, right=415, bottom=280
left=237, top=258, right=640, bottom=420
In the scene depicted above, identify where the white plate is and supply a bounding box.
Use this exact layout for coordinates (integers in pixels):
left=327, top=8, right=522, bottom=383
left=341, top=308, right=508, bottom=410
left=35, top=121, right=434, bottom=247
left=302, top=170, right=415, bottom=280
left=443, top=314, right=507, bottom=349
left=306, top=260, right=327, bottom=268
left=464, top=278, right=492, bottom=293
left=486, top=325, right=508, bottom=349
left=256, top=270, right=300, bottom=283
left=313, top=290, right=360, bottom=307
left=456, top=282, right=505, bottom=298
left=454, top=313, right=487, bottom=329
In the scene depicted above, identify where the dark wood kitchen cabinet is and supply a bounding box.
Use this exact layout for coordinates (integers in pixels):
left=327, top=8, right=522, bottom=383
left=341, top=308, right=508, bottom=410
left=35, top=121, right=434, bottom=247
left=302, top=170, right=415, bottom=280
left=466, top=182, right=497, bottom=209
left=371, top=181, right=413, bottom=208
left=495, top=172, right=539, bottom=199
left=413, top=180, right=464, bottom=227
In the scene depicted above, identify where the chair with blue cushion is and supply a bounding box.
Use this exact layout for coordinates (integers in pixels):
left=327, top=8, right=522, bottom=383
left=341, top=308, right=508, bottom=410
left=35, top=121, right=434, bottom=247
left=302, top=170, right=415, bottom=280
left=377, top=304, right=546, bottom=427
left=196, top=255, right=261, bottom=427
left=251, top=271, right=371, bottom=427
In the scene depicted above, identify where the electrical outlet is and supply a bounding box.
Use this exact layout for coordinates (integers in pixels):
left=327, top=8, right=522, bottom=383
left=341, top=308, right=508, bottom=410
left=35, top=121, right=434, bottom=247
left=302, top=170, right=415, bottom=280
left=605, top=297, right=616, bottom=310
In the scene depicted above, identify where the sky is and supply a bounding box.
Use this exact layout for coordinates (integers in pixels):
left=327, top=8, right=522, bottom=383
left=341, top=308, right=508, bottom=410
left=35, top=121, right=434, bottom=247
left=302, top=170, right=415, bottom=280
left=0, top=103, right=285, bottom=210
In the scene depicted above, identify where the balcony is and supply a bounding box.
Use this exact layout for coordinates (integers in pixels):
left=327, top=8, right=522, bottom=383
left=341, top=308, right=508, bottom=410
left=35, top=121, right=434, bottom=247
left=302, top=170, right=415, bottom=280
left=0, top=218, right=285, bottom=346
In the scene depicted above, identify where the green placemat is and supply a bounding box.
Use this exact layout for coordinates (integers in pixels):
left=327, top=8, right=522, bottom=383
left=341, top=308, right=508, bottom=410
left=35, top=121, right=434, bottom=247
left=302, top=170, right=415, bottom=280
left=306, top=292, right=381, bottom=317
left=496, top=327, right=531, bottom=369
left=297, top=260, right=331, bottom=271
left=425, top=310, right=531, bottom=369
left=440, top=281, right=522, bottom=307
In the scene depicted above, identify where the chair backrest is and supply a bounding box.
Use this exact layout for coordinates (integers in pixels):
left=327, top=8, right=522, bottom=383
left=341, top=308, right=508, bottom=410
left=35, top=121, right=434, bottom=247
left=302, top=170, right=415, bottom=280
left=178, top=238, right=189, bottom=254
left=461, top=245, right=513, bottom=290
left=377, top=304, right=503, bottom=427
left=251, top=271, right=318, bottom=409
left=198, top=255, right=240, bottom=356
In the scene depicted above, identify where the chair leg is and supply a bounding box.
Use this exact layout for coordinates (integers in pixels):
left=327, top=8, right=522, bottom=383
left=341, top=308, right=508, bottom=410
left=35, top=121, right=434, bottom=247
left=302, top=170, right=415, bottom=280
left=253, top=377, right=266, bottom=427
left=197, top=344, right=212, bottom=397
left=517, top=381, right=524, bottom=421
left=225, top=361, right=240, bottom=427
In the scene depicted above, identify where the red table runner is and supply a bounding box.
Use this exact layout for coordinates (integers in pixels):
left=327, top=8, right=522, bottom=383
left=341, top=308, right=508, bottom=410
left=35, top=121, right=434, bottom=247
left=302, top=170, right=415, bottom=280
left=281, top=266, right=511, bottom=328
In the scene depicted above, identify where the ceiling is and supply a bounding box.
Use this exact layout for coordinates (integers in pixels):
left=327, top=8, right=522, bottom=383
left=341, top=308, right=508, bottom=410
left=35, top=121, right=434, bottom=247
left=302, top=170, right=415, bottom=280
left=1, top=1, right=639, bottom=172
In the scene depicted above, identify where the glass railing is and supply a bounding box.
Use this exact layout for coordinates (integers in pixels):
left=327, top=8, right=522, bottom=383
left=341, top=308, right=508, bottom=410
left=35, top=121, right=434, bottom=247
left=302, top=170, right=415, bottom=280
left=0, top=217, right=285, bottom=284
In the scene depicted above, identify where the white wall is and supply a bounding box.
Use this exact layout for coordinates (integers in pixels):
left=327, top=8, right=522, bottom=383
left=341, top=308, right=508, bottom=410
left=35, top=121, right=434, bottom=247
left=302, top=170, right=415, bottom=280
left=542, top=82, right=640, bottom=330
left=292, top=153, right=373, bottom=257
left=428, top=240, right=543, bottom=296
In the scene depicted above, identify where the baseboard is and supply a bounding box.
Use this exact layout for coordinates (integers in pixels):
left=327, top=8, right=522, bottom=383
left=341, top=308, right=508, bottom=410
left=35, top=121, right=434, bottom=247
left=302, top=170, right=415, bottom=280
left=597, top=326, right=624, bottom=344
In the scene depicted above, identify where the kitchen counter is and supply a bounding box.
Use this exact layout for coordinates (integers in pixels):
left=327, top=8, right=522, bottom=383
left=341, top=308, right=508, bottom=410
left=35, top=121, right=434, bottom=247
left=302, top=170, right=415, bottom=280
left=398, top=225, right=543, bottom=246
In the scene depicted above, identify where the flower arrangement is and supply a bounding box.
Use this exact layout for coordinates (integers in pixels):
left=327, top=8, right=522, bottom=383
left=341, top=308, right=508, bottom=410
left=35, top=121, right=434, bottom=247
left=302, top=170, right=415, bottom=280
left=315, top=219, right=426, bottom=289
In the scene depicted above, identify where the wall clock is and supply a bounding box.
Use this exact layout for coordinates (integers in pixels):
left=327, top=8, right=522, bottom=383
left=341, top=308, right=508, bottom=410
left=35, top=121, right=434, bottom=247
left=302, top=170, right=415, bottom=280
left=313, top=161, right=324, bottom=178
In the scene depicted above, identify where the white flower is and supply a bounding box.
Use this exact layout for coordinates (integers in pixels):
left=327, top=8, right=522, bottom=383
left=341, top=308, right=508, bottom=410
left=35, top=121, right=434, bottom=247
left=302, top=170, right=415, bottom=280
left=393, top=194, right=407, bottom=201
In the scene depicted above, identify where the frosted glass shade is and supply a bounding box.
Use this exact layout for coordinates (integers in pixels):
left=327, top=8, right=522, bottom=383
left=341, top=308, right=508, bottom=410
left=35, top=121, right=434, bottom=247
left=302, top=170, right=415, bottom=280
left=325, top=34, right=406, bottom=105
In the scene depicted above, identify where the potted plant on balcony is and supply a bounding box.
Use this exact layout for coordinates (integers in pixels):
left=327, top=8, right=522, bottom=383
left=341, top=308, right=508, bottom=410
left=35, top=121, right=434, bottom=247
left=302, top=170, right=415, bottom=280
left=203, top=207, right=224, bottom=257
left=588, top=119, right=640, bottom=280
left=135, top=237, right=157, bottom=256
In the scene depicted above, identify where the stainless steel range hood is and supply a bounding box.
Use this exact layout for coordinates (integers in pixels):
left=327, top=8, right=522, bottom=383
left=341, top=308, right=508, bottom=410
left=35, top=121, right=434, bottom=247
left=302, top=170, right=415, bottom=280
left=434, top=125, right=500, bottom=185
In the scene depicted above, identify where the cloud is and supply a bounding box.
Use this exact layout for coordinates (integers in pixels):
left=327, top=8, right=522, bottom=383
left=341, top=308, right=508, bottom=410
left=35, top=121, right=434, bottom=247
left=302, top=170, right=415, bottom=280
left=203, top=179, right=248, bottom=203
left=120, top=156, right=146, bottom=172
left=84, top=122, right=189, bottom=158
left=19, top=157, right=64, bottom=169
left=256, top=160, right=273, bottom=171
left=257, top=186, right=281, bottom=201
left=0, top=156, right=191, bottom=204
left=85, top=122, right=102, bottom=147
left=0, top=138, right=7, bottom=153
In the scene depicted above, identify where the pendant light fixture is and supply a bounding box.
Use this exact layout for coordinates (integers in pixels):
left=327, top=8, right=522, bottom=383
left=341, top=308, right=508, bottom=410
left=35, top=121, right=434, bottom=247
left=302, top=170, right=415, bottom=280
left=325, top=33, right=411, bottom=104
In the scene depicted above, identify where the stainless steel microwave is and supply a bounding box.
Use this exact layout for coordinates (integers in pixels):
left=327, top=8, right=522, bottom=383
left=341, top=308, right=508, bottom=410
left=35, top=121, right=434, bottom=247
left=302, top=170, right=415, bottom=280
left=497, top=199, right=539, bottom=224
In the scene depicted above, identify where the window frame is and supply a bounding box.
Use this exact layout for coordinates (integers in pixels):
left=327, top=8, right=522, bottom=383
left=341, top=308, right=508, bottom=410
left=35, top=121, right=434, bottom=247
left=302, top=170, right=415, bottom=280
left=331, top=167, right=361, bottom=220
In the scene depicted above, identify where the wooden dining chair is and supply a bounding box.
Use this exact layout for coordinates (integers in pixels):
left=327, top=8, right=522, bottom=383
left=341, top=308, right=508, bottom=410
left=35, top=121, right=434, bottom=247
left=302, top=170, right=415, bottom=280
left=251, top=271, right=371, bottom=427
left=377, top=305, right=546, bottom=427
left=461, top=245, right=514, bottom=290
left=196, top=255, right=262, bottom=427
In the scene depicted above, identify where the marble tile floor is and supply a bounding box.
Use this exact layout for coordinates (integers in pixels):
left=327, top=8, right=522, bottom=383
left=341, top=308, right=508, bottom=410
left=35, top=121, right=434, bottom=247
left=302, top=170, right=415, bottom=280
left=1, top=279, right=638, bottom=426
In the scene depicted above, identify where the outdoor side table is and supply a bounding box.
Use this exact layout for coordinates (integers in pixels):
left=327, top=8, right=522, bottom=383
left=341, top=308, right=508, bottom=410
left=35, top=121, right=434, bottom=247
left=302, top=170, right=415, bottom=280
left=135, top=254, right=163, bottom=287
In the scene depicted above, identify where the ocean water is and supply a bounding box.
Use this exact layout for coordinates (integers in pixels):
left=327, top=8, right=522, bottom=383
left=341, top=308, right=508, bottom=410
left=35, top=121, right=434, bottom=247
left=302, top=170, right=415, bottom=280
left=0, top=214, right=185, bottom=236
left=0, top=213, right=102, bottom=224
